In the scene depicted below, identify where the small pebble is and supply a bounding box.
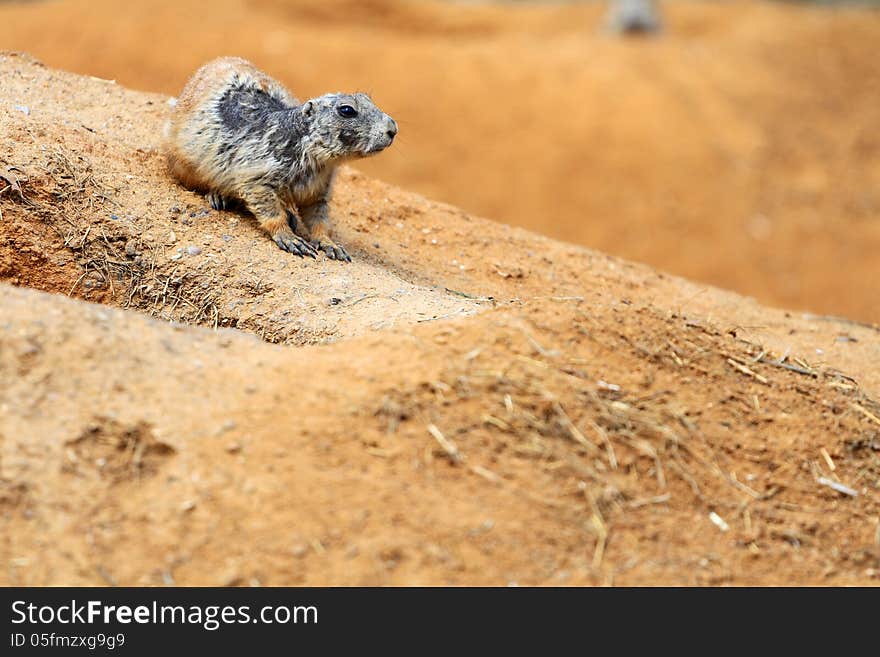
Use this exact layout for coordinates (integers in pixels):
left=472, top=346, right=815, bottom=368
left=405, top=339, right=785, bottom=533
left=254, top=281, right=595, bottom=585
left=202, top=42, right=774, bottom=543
left=214, top=420, right=236, bottom=435
left=14, top=105, right=30, bottom=116
left=709, top=511, right=730, bottom=532
left=187, top=245, right=202, bottom=256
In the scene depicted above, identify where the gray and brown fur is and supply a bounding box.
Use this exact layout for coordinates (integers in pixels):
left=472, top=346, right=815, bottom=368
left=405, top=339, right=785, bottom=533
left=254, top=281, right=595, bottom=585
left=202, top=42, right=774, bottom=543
left=165, top=57, right=398, bottom=260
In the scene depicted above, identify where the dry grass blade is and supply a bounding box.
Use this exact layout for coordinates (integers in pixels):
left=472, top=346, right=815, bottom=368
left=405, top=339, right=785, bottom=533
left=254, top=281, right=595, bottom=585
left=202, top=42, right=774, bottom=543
left=820, top=448, right=836, bottom=472
left=816, top=477, right=859, bottom=497
left=551, top=401, right=600, bottom=455
left=627, top=493, right=671, bottom=509
left=586, top=417, right=618, bottom=469
left=850, top=403, right=880, bottom=427
left=470, top=465, right=501, bottom=483
left=427, top=424, right=463, bottom=464
left=726, top=358, right=769, bottom=385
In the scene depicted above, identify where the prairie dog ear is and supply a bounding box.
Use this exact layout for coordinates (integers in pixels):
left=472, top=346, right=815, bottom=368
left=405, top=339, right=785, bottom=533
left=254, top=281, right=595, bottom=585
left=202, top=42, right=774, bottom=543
left=302, top=100, right=314, bottom=117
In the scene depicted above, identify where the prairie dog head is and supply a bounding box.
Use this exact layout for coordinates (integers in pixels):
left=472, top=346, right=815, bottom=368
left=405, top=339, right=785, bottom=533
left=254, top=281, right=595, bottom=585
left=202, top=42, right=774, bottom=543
left=302, top=92, right=398, bottom=161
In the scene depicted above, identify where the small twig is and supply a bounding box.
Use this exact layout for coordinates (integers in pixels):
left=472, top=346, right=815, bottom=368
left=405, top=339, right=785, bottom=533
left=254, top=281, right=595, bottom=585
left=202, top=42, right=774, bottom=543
left=817, top=477, right=858, bottom=497
left=444, top=287, right=494, bottom=303
left=756, top=355, right=817, bottom=377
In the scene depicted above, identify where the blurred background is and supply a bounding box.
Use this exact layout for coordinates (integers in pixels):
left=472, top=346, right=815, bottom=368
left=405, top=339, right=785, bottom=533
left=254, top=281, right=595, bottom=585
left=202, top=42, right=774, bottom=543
left=1, top=0, right=878, bottom=322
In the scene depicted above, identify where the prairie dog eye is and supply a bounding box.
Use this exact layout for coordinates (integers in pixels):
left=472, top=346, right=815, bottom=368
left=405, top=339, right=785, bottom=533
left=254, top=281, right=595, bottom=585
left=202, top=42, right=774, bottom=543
left=337, top=105, right=358, bottom=119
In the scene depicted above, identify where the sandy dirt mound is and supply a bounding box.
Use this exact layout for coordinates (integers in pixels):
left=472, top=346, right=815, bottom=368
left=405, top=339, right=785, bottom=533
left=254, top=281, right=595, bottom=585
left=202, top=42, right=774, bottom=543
left=1, top=0, right=878, bottom=324
left=0, top=54, right=478, bottom=343
left=1, top=55, right=879, bottom=586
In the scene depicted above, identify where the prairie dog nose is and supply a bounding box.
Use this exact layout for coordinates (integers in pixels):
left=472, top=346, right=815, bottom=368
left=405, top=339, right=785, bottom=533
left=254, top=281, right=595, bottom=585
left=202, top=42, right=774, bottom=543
left=385, top=117, right=398, bottom=140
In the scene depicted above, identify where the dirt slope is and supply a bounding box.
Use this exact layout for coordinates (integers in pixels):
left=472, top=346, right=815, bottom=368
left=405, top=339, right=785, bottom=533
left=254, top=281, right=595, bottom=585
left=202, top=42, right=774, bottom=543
left=1, top=0, right=879, bottom=323
left=1, top=54, right=879, bottom=586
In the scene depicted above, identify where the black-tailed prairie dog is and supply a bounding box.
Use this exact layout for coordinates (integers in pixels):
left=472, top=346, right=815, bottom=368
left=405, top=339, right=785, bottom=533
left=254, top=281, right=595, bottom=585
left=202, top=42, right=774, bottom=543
left=164, top=57, right=398, bottom=261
